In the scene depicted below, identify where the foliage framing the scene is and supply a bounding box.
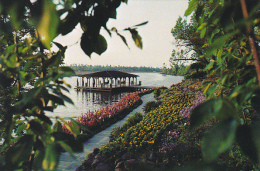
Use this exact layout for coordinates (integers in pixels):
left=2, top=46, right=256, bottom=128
left=0, top=0, right=147, bottom=170
left=184, top=0, right=260, bottom=167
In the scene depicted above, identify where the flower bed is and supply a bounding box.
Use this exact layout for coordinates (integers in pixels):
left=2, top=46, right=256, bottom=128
left=179, top=91, right=205, bottom=119
left=101, top=87, right=195, bottom=153
left=62, top=87, right=162, bottom=141
left=158, top=91, right=206, bottom=164
left=77, top=91, right=141, bottom=132
left=78, top=79, right=256, bottom=171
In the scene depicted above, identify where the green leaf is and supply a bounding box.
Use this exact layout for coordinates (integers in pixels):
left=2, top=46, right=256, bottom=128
left=0, top=20, right=13, bottom=35
left=229, top=85, right=243, bottom=99
left=52, top=132, right=83, bottom=152
left=0, top=73, right=14, bottom=88
left=33, top=149, right=45, bottom=171
left=70, top=119, right=91, bottom=134
left=69, top=119, right=80, bottom=136
left=236, top=123, right=260, bottom=164
left=58, top=66, right=75, bottom=78
left=109, top=9, right=117, bottom=19
left=203, top=82, right=212, bottom=95
left=118, top=34, right=129, bottom=47
left=53, top=42, right=64, bottom=49
left=44, top=47, right=67, bottom=68
left=33, top=139, right=45, bottom=170
left=195, top=4, right=204, bottom=22
left=202, top=119, right=240, bottom=162
left=42, top=141, right=59, bottom=171
left=221, top=73, right=230, bottom=86
left=191, top=99, right=218, bottom=129
left=3, top=44, right=16, bottom=56
left=57, top=141, right=76, bottom=159
left=59, top=66, right=75, bottom=73
left=184, top=0, right=198, bottom=16
left=14, top=86, right=43, bottom=112
left=204, top=59, right=215, bottom=71
left=16, top=123, right=27, bottom=135
left=206, top=84, right=220, bottom=98
left=6, top=54, right=17, bottom=68
left=36, top=114, right=53, bottom=125
left=59, top=10, right=80, bottom=35
left=8, top=2, right=26, bottom=30
left=47, top=94, right=64, bottom=106
left=129, top=29, right=143, bottom=49
left=29, top=120, right=44, bottom=135
left=236, top=89, right=254, bottom=106
left=57, top=116, right=78, bottom=137
left=6, top=135, right=34, bottom=170
left=37, top=0, right=59, bottom=49
left=112, top=27, right=129, bottom=48
left=133, top=21, right=149, bottom=27
left=58, top=85, right=70, bottom=93
left=216, top=48, right=223, bottom=64
left=53, top=120, right=63, bottom=132
left=53, top=90, right=74, bottom=105
left=95, top=34, right=108, bottom=55
left=200, top=27, right=206, bottom=38
left=251, top=89, right=260, bottom=115
left=190, top=98, right=238, bottom=129
left=80, top=34, right=107, bottom=56
left=80, top=33, right=91, bottom=56
left=197, top=23, right=207, bottom=31
left=206, top=30, right=239, bottom=58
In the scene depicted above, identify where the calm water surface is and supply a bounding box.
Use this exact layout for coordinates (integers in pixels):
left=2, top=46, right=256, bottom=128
left=46, top=72, right=183, bottom=119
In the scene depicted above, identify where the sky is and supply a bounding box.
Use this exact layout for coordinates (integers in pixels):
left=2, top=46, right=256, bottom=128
left=54, top=0, right=189, bottom=68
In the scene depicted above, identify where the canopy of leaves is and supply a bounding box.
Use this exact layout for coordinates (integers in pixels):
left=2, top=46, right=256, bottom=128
left=183, top=0, right=260, bottom=167
left=0, top=0, right=147, bottom=170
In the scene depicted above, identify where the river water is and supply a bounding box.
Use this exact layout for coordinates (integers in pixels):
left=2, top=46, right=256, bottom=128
left=46, top=72, right=183, bottom=119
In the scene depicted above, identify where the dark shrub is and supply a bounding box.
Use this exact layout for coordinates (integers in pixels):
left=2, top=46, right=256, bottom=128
left=109, top=112, right=143, bottom=141
left=122, top=112, right=143, bottom=130
left=143, top=101, right=159, bottom=113
left=153, top=87, right=167, bottom=98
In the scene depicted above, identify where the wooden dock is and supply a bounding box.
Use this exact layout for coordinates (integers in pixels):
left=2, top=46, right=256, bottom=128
left=75, top=70, right=154, bottom=92
left=75, top=85, right=153, bottom=92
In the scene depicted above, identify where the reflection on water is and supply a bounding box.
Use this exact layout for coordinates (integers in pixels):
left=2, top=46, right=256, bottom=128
left=76, top=90, right=127, bottom=106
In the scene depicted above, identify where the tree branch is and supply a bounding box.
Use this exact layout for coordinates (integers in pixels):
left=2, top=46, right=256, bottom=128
left=173, top=58, right=202, bottom=61
left=240, top=0, right=260, bottom=86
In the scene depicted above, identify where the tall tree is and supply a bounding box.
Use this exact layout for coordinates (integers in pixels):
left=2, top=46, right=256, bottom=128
left=171, top=16, right=207, bottom=61
left=169, top=49, right=188, bottom=75
left=171, top=14, right=210, bottom=77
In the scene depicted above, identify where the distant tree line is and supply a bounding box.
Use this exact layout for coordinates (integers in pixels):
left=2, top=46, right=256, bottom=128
left=69, top=64, right=162, bottom=73
left=161, top=64, right=191, bottom=76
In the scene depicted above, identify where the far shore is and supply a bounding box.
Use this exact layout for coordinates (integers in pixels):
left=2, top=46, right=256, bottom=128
left=74, top=71, right=161, bottom=76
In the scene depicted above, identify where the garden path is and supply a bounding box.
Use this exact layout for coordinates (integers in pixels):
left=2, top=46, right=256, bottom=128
left=57, top=93, right=156, bottom=171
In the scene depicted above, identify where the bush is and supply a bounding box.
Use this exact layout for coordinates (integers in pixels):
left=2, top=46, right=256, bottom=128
left=109, top=126, right=122, bottom=142
left=143, top=101, right=159, bottom=113
left=109, top=112, right=143, bottom=142
left=186, top=71, right=206, bottom=79
left=153, top=87, right=167, bottom=98
left=122, top=112, right=143, bottom=130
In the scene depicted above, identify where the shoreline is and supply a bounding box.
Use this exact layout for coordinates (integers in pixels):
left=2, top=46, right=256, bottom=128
left=74, top=71, right=162, bottom=76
